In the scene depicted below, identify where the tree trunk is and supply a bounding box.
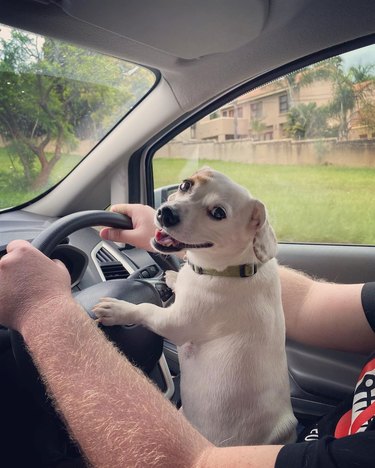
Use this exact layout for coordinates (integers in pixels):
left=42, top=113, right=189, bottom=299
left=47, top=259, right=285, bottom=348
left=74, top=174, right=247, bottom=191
left=31, top=135, right=63, bottom=190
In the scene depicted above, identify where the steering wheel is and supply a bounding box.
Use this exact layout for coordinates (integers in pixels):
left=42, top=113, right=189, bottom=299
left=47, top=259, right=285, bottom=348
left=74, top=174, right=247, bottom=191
left=10, top=210, right=164, bottom=408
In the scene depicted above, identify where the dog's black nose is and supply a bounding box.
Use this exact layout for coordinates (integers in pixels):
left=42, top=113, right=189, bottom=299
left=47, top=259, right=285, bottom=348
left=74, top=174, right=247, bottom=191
left=157, top=206, right=180, bottom=227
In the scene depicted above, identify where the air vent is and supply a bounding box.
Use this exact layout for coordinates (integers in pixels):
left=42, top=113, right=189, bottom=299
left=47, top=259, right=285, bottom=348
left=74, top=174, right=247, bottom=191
left=96, top=247, right=130, bottom=280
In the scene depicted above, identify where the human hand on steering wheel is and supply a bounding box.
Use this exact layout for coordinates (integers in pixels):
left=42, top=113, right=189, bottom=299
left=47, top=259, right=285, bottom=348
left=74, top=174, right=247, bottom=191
left=100, top=204, right=157, bottom=251
left=0, top=240, right=72, bottom=332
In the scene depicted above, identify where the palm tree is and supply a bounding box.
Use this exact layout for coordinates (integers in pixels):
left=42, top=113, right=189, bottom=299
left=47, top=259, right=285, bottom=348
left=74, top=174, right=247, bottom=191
left=281, top=59, right=338, bottom=109
left=281, top=57, right=375, bottom=140
left=328, top=62, right=375, bottom=139
left=250, top=119, right=267, bottom=140
left=285, top=102, right=330, bottom=139
left=348, top=64, right=374, bottom=83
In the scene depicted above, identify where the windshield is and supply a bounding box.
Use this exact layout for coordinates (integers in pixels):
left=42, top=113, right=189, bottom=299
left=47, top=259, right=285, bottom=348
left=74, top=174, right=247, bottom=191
left=0, top=24, right=156, bottom=209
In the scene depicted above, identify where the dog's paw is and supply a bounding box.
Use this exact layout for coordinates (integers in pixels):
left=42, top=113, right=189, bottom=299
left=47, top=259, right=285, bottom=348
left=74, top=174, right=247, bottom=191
left=92, top=297, right=137, bottom=326
left=165, top=270, right=178, bottom=290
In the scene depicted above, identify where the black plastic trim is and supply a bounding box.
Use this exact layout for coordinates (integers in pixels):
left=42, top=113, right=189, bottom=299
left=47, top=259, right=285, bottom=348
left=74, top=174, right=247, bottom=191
left=128, top=145, right=147, bottom=204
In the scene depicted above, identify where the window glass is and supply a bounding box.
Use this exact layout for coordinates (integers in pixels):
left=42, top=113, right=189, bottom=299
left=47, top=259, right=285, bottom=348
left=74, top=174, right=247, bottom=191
left=153, top=44, right=375, bottom=245
left=0, top=24, right=155, bottom=209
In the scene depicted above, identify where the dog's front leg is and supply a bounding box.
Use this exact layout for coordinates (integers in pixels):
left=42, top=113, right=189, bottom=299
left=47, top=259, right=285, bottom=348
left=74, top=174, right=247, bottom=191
left=92, top=298, right=188, bottom=345
left=164, top=270, right=178, bottom=291
left=92, top=297, right=146, bottom=326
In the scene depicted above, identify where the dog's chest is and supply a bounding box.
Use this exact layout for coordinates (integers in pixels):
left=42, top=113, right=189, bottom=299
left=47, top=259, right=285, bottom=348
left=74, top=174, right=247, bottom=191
left=174, top=264, right=264, bottom=318
left=172, top=261, right=285, bottom=351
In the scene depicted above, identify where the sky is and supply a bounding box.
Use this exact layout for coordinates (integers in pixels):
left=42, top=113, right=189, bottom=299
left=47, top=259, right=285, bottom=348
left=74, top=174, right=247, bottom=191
left=0, top=23, right=45, bottom=50
left=0, top=24, right=13, bottom=40
left=341, top=44, right=375, bottom=70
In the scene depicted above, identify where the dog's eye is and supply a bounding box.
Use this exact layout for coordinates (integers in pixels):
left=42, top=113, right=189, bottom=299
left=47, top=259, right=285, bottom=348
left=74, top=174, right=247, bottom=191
left=209, top=206, right=227, bottom=220
left=179, top=179, right=193, bottom=192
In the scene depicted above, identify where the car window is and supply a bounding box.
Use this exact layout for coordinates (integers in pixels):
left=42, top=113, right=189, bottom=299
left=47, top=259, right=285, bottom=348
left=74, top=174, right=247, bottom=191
left=153, top=43, right=375, bottom=245
left=0, top=23, right=155, bottom=210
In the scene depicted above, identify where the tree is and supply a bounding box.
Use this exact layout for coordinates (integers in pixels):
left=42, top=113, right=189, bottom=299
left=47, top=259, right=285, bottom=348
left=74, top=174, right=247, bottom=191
left=284, top=58, right=375, bottom=140
left=347, top=65, right=375, bottom=137
left=0, top=31, right=149, bottom=188
left=322, top=61, right=375, bottom=140
left=357, top=101, right=375, bottom=136
left=285, top=102, right=330, bottom=139
left=250, top=119, right=267, bottom=140
left=279, top=60, right=336, bottom=109
left=348, top=64, right=374, bottom=83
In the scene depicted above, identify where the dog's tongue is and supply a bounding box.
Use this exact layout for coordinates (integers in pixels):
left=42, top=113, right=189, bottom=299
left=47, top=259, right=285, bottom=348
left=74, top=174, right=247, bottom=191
left=155, top=228, right=178, bottom=247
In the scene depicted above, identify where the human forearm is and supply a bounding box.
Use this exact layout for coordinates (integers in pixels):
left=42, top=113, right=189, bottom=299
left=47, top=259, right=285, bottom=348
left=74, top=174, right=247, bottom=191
left=294, top=281, right=373, bottom=353
left=200, top=445, right=282, bottom=467
left=20, top=298, right=209, bottom=467
left=280, top=266, right=374, bottom=353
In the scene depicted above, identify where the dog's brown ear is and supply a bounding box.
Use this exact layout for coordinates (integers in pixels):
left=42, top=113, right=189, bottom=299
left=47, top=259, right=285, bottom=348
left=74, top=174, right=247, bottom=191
left=250, top=200, right=278, bottom=263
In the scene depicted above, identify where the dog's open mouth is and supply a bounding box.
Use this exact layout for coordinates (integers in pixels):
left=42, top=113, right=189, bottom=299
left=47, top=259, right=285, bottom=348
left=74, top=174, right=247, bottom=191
left=152, top=229, right=213, bottom=253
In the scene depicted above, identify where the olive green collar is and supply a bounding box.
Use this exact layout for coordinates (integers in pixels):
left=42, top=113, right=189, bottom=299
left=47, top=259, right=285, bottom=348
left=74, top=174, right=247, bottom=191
left=188, top=261, right=258, bottom=278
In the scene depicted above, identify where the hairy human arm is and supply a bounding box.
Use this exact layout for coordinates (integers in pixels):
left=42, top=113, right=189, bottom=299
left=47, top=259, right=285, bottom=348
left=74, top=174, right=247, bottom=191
left=0, top=241, right=282, bottom=467
left=23, top=306, right=282, bottom=467
left=23, top=297, right=209, bottom=467
left=279, top=266, right=374, bottom=353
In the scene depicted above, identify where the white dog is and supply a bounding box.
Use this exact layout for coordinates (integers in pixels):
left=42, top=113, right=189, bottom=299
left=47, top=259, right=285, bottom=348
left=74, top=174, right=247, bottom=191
left=93, top=167, right=297, bottom=446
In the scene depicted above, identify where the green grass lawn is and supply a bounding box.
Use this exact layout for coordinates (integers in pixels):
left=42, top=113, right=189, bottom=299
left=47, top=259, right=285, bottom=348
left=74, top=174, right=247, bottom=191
left=0, top=147, right=83, bottom=208
left=153, top=158, right=375, bottom=245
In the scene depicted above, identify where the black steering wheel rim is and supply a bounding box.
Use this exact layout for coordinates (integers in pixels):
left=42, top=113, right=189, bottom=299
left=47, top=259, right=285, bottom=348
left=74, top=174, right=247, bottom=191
left=31, top=210, right=133, bottom=255
left=10, top=210, right=164, bottom=408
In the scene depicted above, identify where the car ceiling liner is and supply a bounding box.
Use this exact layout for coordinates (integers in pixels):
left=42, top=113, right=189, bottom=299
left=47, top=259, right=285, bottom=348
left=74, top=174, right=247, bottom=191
left=49, top=0, right=270, bottom=59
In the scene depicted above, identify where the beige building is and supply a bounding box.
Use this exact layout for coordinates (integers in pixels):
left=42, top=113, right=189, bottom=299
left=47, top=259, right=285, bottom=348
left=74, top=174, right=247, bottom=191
left=193, top=77, right=333, bottom=142
left=175, top=74, right=375, bottom=142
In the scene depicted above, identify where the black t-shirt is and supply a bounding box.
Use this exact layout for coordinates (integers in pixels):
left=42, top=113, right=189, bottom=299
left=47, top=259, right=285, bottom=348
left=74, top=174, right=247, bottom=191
left=276, top=282, right=375, bottom=468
